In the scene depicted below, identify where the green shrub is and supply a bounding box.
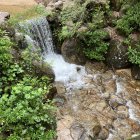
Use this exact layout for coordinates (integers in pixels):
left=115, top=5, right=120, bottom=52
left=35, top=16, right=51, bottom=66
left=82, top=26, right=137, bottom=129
left=82, top=30, right=109, bottom=60
left=0, top=28, right=56, bottom=139
left=128, top=44, right=140, bottom=66
left=58, top=0, right=109, bottom=61
left=117, top=1, right=140, bottom=36
left=0, top=76, right=56, bottom=140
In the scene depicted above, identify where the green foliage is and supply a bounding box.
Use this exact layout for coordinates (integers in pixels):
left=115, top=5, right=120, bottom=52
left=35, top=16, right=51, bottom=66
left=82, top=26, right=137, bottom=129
left=0, top=76, right=56, bottom=140
left=58, top=0, right=109, bottom=61
left=82, top=30, right=109, bottom=60
left=117, top=1, right=140, bottom=36
left=128, top=44, right=140, bottom=66
left=0, top=28, right=56, bottom=139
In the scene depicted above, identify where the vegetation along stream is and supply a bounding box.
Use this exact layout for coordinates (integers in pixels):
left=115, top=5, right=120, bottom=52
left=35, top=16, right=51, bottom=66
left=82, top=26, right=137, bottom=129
left=1, top=0, right=140, bottom=140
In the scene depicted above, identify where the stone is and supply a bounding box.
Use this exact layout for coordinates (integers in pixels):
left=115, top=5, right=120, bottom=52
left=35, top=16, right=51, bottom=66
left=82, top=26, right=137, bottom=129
left=54, top=82, right=66, bottom=94
left=54, top=0, right=63, bottom=10
left=70, top=123, right=86, bottom=140
left=0, top=12, right=10, bottom=25
left=61, top=38, right=86, bottom=65
left=117, top=105, right=129, bottom=118
left=131, top=65, right=140, bottom=80
left=110, top=0, right=123, bottom=11
left=33, top=60, right=55, bottom=81
left=98, top=128, right=109, bottom=140
left=96, top=100, right=107, bottom=112
left=15, top=32, right=28, bottom=49
left=106, top=39, right=130, bottom=69
left=104, top=79, right=116, bottom=94
left=115, top=69, right=131, bottom=80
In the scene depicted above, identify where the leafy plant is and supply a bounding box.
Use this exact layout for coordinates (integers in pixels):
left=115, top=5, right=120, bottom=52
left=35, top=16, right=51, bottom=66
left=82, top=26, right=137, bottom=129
left=0, top=76, right=56, bottom=140
left=117, top=1, right=140, bottom=36
left=0, top=28, right=56, bottom=139
left=128, top=44, right=140, bottom=66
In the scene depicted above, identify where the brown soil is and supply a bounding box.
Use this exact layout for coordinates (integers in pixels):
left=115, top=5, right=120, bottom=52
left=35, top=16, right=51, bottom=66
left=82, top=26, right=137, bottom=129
left=0, top=0, right=37, bottom=15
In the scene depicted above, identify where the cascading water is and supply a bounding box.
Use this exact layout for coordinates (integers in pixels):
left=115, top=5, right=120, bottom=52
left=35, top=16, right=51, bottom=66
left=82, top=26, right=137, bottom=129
left=19, top=17, right=140, bottom=140
left=19, top=17, right=87, bottom=90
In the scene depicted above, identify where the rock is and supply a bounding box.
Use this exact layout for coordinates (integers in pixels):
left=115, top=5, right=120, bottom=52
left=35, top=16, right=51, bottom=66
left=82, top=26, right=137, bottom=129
left=15, top=32, right=28, bottom=49
left=33, top=60, right=55, bottom=81
left=106, top=39, right=130, bottom=69
left=0, top=12, right=10, bottom=25
left=70, top=123, right=86, bottom=140
left=104, top=79, right=116, bottom=94
left=110, top=0, right=122, bottom=11
left=117, top=105, right=129, bottom=118
left=54, top=82, right=66, bottom=94
left=102, top=92, right=110, bottom=99
left=115, top=69, right=132, bottom=80
left=54, top=0, right=63, bottom=10
left=61, top=38, right=86, bottom=65
left=54, top=95, right=66, bottom=107
left=96, top=100, right=107, bottom=112
left=131, top=65, right=140, bottom=80
left=98, top=128, right=109, bottom=140
left=78, top=26, right=88, bottom=33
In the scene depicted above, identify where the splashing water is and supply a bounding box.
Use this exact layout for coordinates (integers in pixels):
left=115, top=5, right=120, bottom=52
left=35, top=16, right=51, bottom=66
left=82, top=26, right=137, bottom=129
left=19, top=17, right=87, bottom=89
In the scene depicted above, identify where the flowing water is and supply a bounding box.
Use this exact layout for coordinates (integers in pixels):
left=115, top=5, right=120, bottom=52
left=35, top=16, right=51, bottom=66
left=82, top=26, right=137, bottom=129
left=19, top=17, right=87, bottom=90
left=19, top=17, right=140, bottom=140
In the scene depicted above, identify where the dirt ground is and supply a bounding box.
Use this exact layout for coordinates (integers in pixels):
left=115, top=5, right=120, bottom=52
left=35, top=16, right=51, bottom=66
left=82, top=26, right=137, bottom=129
left=0, top=0, right=37, bottom=15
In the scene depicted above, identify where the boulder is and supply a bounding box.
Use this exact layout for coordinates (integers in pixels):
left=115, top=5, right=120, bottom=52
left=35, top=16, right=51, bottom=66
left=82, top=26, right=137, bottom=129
left=33, top=60, right=55, bottom=81
left=110, top=0, right=122, bottom=11
left=106, top=39, right=130, bottom=69
left=54, top=0, right=63, bottom=10
left=61, top=38, right=86, bottom=65
left=54, top=82, right=66, bottom=94
left=0, top=12, right=10, bottom=25
left=131, top=65, right=140, bottom=80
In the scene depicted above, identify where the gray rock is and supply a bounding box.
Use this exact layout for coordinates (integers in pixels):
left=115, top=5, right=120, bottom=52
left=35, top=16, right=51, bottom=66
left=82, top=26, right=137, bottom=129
left=61, top=38, right=86, bottom=65
left=131, top=65, right=140, bottom=80
left=54, top=82, right=66, bottom=94
left=0, top=12, right=10, bottom=25
left=106, top=39, right=130, bottom=69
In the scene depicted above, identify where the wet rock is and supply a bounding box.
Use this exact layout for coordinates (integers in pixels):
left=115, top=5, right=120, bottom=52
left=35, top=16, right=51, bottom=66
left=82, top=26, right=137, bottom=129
left=102, top=92, right=110, bottom=99
left=54, top=82, right=66, bottom=94
left=110, top=95, right=126, bottom=108
left=115, top=69, right=131, bottom=80
left=70, top=123, right=86, bottom=140
left=61, top=38, right=86, bottom=65
left=98, top=128, right=109, bottom=140
left=106, top=39, right=130, bottom=69
left=0, top=12, right=10, bottom=25
left=15, top=32, right=28, bottom=49
left=117, top=105, right=129, bottom=118
left=104, top=79, right=116, bottom=94
left=85, top=61, right=107, bottom=74
left=96, top=100, right=107, bottom=112
left=54, top=0, right=63, bottom=10
left=110, top=0, right=122, bottom=11
left=54, top=95, right=66, bottom=107
left=131, top=65, right=140, bottom=80
left=33, top=60, right=55, bottom=81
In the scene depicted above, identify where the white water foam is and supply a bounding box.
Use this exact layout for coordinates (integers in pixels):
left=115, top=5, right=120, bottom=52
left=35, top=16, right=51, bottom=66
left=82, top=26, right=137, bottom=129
left=127, top=100, right=140, bottom=124
left=44, top=53, right=87, bottom=90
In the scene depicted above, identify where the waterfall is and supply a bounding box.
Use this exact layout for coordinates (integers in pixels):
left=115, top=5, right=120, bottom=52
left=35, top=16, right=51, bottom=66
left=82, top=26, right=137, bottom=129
left=19, top=17, right=87, bottom=89
left=19, top=17, right=54, bottom=54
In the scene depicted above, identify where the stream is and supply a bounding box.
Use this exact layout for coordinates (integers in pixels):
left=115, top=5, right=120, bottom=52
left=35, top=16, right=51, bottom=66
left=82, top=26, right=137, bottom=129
left=19, top=17, right=140, bottom=140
